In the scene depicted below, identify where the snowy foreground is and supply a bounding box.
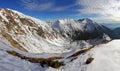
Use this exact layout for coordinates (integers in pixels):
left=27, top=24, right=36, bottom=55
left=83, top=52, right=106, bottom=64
left=0, top=39, right=120, bottom=71
left=87, top=39, right=120, bottom=71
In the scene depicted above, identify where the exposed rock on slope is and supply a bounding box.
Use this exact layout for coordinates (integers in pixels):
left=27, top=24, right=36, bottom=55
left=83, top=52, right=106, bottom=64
left=0, top=8, right=118, bottom=71
left=0, top=8, right=63, bottom=53
left=0, top=8, right=112, bottom=54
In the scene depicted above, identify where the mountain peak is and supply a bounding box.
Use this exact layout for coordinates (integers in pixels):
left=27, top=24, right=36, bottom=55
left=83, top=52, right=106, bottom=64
left=78, top=18, right=94, bottom=24
left=83, top=18, right=93, bottom=22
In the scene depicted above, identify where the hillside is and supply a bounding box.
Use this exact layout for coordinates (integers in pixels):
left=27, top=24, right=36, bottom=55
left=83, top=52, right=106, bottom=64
left=0, top=8, right=119, bottom=71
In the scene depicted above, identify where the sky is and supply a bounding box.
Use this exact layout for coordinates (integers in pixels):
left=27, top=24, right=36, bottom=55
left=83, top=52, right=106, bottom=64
left=0, top=0, right=120, bottom=23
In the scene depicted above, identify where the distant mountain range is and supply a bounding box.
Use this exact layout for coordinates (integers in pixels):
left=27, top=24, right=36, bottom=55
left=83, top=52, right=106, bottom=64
left=101, top=23, right=120, bottom=29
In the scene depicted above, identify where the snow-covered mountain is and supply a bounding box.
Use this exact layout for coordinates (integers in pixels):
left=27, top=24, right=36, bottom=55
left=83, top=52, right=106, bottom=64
left=0, top=8, right=112, bottom=53
left=0, top=8, right=120, bottom=71
left=0, top=8, right=65, bottom=53
left=51, top=18, right=113, bottom=40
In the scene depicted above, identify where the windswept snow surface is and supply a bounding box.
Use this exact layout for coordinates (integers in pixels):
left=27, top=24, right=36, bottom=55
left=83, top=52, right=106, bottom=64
left=0, top=50, right=44, bottom=71
left=44, top=40, right=120, bottom=71
left=0, top=35, right=117, bottom=71
left=87, top=40, right=120, bottom=71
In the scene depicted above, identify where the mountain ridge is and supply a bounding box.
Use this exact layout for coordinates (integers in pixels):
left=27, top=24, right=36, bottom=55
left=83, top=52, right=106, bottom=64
left=1, top=8, right=120, bottom=71
left=0, top=8, right=113, bottom=54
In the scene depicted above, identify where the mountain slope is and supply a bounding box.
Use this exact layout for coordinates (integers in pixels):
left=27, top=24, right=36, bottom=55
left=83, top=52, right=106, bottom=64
left=0, top=38, right=119, bottom=71
left=0, top=8, right=112, bottom=54
left=0, top=8, right=66, bottom=53
left=0, top=8, right=119, bottom=71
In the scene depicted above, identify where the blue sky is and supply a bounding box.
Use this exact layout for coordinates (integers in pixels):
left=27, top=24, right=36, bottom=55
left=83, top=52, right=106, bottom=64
left=0, top=0, right=120, bottom=23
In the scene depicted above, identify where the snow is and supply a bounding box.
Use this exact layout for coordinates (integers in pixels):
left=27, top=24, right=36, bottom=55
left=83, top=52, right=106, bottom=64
left=43, top=40, right=120, bottom=71
left=52, top=19, right=85, bottom=34
left=1, top=8, right=120, bottom=71
left=0, top=8, right=65, bottom=53
left=0, top=8, right=111, bottom=54
left=0, top=50, right=44, bottom=71
left=86, top=40, right=120, bottom=71
left=0, top=36, right=43, bottom=71
left=1, top=39, right=120, bottom=71
left=81, top=18, right=94, bottom=24
left=0, top=9, right=9, bottom=22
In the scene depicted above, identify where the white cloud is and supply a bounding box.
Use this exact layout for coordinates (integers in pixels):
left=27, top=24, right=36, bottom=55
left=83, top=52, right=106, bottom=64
left=52, top=4, right=75, bottom=11
left=21, top=0, right=53, bottom=11
left=21, top=0, right=76, bottom=11
left=77, top=0, right=120, bottom=23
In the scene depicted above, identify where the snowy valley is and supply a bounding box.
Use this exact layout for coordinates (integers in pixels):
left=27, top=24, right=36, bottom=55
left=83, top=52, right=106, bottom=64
left=0, top=8, right=120, bottom=71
